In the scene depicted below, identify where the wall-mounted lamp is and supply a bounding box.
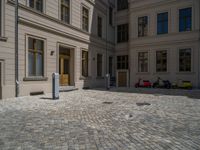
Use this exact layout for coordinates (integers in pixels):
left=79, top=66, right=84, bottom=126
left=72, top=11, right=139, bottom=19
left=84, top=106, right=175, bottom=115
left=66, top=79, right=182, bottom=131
left=50, top=51, right=55, bottom=56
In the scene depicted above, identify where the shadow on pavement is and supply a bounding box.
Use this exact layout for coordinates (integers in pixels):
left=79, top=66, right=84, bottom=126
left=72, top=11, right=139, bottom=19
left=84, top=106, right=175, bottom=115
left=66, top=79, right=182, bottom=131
left=87, top=87, right=200, bottom=100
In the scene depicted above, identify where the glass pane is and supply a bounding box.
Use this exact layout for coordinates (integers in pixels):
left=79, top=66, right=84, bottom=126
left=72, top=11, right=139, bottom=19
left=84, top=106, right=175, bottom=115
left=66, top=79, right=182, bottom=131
left=63, top=59, right=69, bottom=74
left=28, top=52, right=34, bottom=76
left=36, top=0, right=43, bottom=12
left=28, top=37, right=34, bottom=50
left=36, top=40, right=43, bottom=51
left=36, top=53, right=43, bottom=76
left=29, top=0, right=34, bottom=8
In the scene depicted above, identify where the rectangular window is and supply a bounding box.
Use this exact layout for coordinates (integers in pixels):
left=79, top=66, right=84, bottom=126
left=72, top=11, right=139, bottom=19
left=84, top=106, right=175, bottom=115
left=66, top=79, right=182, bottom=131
left=117, top=55, right=128, bottom=70
left=61, top=0, right=70, bottom=23
left=138, top=16, right=148, bottom=37
left=156, top=51, right=167, bottom=72
left=109, top=56, right=113, bottom=76
left=109, top=7, right=113, bottom=26
left=117, top=24, right=129, bottom=43
left=0, top=0, right=2, bottom=36
left=82, top=50, right=88, bottom=77
left=82, top=7, right=89, bottom=32
left=117, top=0, right=128, bottom=11
left=179, top=8, right=192, bottom=32
left=179, top=48, right=191, bottom=72
left=138, top=52, right=148, bottom=72
left=28, top=37, right=44, bottom=76
left=157, top=12, right=168, bottom=34
left=97, top=54, right=103, bottom=77
left=97, top=16, right=102, bottom=38
left=29, top=0, right=43, bottom=12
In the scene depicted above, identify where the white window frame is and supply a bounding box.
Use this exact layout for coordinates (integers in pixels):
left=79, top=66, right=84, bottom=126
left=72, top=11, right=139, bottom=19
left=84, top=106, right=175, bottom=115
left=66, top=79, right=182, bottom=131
left=80, top=4, right=90, bottom=32
left=0, top=0, right=5, bottom=37
left=155, top=8, right=171, bottom=35
left=96, top=53, right=104, bottom=77
left=177, top=47, right=194, bottom=73
left=138, top=15, right=149, bottom=37
left=137, top=50, right=150, bottom=73
left=176, top=5, right=194, bottom=32
left=81, top=49, right=89, bottom=78
left=155, top=50, right=168, bottom=73
left=27, top=0, right=46, bottom=13
left=97, top=14, right=103, bottom=38
left=59, top=0, right=71, bottom=24
left=25, top=34, right=47, bottom=78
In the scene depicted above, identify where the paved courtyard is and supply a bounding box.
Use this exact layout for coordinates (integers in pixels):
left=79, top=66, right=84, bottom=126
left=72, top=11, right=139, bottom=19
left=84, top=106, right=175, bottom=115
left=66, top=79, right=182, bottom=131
left=0, top=88, right=200, bottom=150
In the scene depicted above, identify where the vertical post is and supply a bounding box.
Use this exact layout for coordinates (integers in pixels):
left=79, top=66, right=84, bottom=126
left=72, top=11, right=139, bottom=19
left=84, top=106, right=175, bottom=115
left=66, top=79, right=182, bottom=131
left=105, top=1, right=109, bottom=90
left=15, top=0, right=19, bottom=97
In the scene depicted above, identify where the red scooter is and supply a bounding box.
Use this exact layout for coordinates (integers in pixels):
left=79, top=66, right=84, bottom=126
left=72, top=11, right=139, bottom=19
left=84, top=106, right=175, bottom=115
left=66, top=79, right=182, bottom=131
left=135, top=78, right=152, bottom=88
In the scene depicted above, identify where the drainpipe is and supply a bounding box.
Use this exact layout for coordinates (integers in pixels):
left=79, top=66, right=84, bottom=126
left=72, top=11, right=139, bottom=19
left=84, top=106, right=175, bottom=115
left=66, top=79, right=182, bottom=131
left=105, top=2, right=109, bottom=90
left=15, top=0, right=19, bottom=97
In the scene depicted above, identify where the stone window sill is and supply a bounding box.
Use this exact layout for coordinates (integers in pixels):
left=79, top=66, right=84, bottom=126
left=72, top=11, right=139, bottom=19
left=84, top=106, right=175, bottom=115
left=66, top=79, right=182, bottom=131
left=23, top=77, right=48, bottom=81
left=0, top=37, right=8, bottom=42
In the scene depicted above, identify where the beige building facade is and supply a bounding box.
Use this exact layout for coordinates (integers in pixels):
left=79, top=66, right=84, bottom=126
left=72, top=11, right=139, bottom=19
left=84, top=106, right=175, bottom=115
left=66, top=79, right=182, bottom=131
left=0, top=0, right=115, bottom=99
left=115, top=0, right=200, bottom=88
left=0, top=0, right=200, bottom=99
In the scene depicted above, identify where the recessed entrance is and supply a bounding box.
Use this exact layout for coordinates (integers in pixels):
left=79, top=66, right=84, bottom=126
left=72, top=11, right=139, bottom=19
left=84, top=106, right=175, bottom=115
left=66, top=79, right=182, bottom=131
left=59, top=46, right=74, bottom=86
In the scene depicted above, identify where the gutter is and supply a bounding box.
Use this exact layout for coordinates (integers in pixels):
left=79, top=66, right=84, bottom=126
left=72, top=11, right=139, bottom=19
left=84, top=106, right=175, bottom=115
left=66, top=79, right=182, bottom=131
left=15, top=0, right=19, bottom=97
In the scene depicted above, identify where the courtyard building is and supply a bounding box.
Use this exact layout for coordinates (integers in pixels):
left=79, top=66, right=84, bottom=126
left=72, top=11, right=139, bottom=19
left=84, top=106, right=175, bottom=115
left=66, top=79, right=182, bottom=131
left=0, top=0, right=200, bottom=99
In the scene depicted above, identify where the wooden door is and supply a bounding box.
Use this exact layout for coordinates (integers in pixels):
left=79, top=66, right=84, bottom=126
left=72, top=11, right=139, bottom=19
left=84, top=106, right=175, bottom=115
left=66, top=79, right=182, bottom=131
left=59, top=56, right=70, bottom=86
left=118, top=72, right=127, bottom=87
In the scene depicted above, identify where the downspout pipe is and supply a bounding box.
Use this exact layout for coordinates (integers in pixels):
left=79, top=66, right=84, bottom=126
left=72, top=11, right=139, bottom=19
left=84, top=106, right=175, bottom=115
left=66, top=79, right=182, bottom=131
left=105, top=1, right=109, bottom=90
left=15, top=0, right=19, bottom=97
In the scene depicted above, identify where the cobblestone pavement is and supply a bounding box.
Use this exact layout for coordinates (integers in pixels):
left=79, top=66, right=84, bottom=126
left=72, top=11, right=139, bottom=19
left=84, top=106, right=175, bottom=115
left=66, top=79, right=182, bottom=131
left=0, top=88, right=200, bottom=150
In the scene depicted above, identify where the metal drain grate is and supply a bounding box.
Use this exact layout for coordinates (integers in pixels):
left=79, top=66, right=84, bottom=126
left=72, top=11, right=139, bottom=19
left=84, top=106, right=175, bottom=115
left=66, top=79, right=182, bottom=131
left=136, top=102, right=151, bottom=106
left=103, top=101, right=113, bottom=104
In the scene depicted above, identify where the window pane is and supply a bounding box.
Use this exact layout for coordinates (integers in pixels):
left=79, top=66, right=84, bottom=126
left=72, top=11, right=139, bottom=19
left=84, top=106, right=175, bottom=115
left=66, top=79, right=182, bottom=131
left=61, top=0, right=70, bottom=23
left=97, top=16, right=102, bottom=37
left=36, top=53, right=43, bottom=76
left=97, top=54, right=102, bottom=76
left=138, top=16, right=148, bottom=37
left=157, top=12, right=168, bottom=34
left=179, top=8, right=192, bottom=32
left=63, top=59, right=69, bottom=74
left=28, top=52, right=34, bottom=76
left=28, top=37, right=34, bottom=50
left=0, top=0, right=2, bottom=36
left=138, top=52, right=148, bottom=72
left=117, top=0, right=128, bottom=11
left=82, top=51, right=88, bottom=77
left=82, top=7, right=89, bottom=31
left=28, top=37, right=44, bottom=77
left=36, top=0, right=43, bottom=12
left=156, top=51, right=167, bottom=72
left=179, top=49, right=191, bottom=72
left=117, top=24, right=128, bottom=43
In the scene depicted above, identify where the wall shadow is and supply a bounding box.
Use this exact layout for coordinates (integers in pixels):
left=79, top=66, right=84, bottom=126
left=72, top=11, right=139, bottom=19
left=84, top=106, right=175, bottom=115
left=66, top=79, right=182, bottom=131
left=82, top=0, right=116, bottom=89
left=87, top=87, right=200, bottom=100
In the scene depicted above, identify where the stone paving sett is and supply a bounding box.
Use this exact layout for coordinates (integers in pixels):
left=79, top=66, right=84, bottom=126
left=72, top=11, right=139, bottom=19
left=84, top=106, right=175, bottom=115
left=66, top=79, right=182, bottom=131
left=0, top=88, right=200, bottom=150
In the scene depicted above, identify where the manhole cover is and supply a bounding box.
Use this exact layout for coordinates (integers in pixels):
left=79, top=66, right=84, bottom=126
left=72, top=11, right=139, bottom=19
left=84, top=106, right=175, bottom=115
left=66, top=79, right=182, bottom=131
left=103, top=101, right=113, bottom=104
left=125, top=114, right=133, bottom=119
left=136, top=102, right=151, bottom=106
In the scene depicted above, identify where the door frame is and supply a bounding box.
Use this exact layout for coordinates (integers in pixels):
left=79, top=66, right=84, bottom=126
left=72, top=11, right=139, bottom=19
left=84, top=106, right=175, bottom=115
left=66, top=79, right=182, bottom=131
left=57, top=42, right=75, bottom=86
left=116, top=70, right=129, bottom=87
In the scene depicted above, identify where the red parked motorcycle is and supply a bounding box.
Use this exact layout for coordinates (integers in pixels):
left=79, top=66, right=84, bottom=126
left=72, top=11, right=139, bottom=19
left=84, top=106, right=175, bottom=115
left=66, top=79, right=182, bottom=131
left=135, top=78, right=152, bottom=88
